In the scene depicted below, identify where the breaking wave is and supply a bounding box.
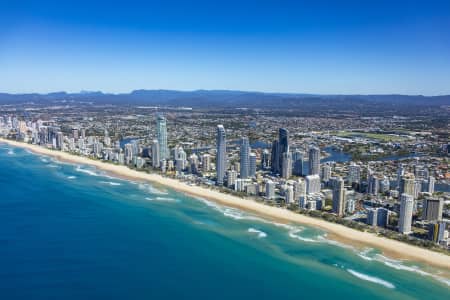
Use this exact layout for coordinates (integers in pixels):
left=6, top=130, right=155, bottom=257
left=100, top=181, right=122, bottom=186
left=347, top=269, right=395, bottom=289
left=248, top=228, right=267, bottom=238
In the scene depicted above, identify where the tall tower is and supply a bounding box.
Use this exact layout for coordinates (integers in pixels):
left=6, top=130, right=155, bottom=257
left=278, top=128, right=289, bottom=175
left=308, top=146, right=320, bottom=176
left=151, top=139, right=160, bottom=168
left=281, top=152, right=292, bottom=179
left=249, top=153, right=257, bottom=177
left=216, top=125, right=227, bottom=185
left=400, top=174, right=415, bottom=197
left=240, top=137, right=250, bottom=179
left=399, top=193, right=414, bottom=234
left=156, top=115, right=168, bottom=160
left=332, top=177, right=345, bottom=217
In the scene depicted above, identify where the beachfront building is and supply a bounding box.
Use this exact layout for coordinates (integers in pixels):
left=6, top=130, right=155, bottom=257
left=399, top=193, right=414, bottom=234
left=216, top=125, right=227, bottom=185
left=308, top=146, right=320, bottom=176
left=306, top=174, right=321, bottom=194
left=240, top=137, right=250, bottom=179
left=331, top=177, right=345, bottom=216
left=157, top=115, right=169, bottom=160
left=422, top=198, right=444, bottom=221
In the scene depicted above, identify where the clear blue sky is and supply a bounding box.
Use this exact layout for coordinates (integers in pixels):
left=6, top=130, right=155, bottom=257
left=1, top=0, right=450, bottom=95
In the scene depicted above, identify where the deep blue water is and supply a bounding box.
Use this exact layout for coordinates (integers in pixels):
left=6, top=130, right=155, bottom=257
left=0, top=144, right=449, bottom=300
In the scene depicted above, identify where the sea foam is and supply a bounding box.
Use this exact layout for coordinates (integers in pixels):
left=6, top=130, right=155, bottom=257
left=347, top=269, right=395, bottom=289
left=248, top=228, right=267, bottom=238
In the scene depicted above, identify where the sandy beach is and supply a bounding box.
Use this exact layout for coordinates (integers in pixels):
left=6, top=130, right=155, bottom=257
left=2, top=138, right=450, bottom=271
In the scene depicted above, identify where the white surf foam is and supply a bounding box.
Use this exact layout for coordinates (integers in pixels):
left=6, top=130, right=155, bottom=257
left=67, top=176, right=77, bottom=180
left=248, top=228, right=267, bottom=238
left=138, top=183, right=169, bottom=195
left=145, top=196, right=178, bottom=202
left=75, top=166, right=99, bottom=176
left=347, top=269, right=395, bottom=289
left=100, top=181, right=122, bottom=186
left=7, top=149, right=14, bottom=155
left=374, top=254, right=450, bottom=287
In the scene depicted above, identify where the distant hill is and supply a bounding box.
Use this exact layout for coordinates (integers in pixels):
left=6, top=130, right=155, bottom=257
left=0, top=90, right=449, bottom=109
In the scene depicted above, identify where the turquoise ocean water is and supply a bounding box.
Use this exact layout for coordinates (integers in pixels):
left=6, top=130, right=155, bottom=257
left=0, top=144, right=449, bottom=299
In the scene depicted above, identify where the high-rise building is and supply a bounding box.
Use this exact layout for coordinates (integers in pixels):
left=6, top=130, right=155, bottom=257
left=265, top=180, right=276, bottom=200
left=368, top=208, right=389, bottom=227
left=348, top=163, right=361, bottom=184
left=292, top=150, right=303, bottom=176
left=270, top=128, right=290, bottom=175
left=281, top=152, right=292, bottom=179
left=422, top=198, right=443, bottom=221
left=261, top=149, right=270, bottom=169
left=368, top=174, right=379, bottom=195
left=285, top=185, right=294, bottom=205
left=308, top=146, right=320, bottom=176
left=399, top=174, right=415, bottom=197
left=306, top=174, right=321, bottom=194
left=249, top=153, right=256, bottom=177
left=226, top=170, right=238, bottom=188
left=321, top=164, right=331, bottom=183
left=367, top=208, right=378, bottom=226
left=188, top=153, right=199, bottom=174
left=156, top=115, right=168, bottom=160
left=428, top=221, right=448, bottom=244
left=332, top=177, right=345, bottom=216
left=240, top=137, right=250, bottom=179
left=397, top=164, right=405, bottom=190
left=270, top=140, right=279, bottom=174
left=427, top=176, right=435, bottom=194
left=399, top=193, right=414, bottom=234
left=216, top=125, right=227, bottom=185
left=293, top=179, right=306, bottom=202
left=377, top=208, right=390, bottom=227
left=202, top=154, right=211, bottom=171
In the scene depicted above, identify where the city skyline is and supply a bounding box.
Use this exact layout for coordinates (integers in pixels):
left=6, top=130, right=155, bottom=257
left=1, top=1, right=450, bottom=95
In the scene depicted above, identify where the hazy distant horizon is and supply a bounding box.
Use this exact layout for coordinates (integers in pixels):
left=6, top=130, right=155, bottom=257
left=1, top=88, right=450, bottom=98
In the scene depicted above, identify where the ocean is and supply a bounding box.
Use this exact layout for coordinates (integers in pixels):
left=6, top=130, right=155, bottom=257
left=0, top=144, right=449, bottom=299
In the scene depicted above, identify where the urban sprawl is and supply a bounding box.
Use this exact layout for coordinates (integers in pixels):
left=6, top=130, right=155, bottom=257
left=1, top=106, right=449, bottom=252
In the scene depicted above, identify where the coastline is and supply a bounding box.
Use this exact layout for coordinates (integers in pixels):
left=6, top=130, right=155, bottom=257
left=2, top=138, right=450, bottom=271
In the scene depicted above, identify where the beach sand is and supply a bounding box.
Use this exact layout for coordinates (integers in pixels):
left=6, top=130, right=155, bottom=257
left=2, top=138, right=450, bottom=271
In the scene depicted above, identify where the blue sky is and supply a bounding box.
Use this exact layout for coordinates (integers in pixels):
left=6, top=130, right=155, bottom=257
left=1, top=0, right=450, bottom=95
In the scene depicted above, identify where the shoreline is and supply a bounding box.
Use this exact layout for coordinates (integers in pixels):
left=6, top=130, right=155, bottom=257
left=2, top=138, right=450, bottom=271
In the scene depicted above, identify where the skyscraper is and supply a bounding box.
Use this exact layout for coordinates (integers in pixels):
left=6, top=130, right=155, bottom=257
left=397, top=164, right=405, bottom=190
left=281, top=152, right=292, bottom=179
left=270, top=140, right=279, bottom=174
left=321, top=164, right=331, bottom=183
left=306, top=174, right=321, bottom=194
left=216, top=125, right=226, bottom=185
left=427, top=176, right=435, bottom=194
left=240, top=137, right=250, bottom=179
left=399, top=193, right=414, bottom=234
left=156, top=115, right=168, bottom=160
left=308, top=146, right=320, bottom=176
left=400, top=174, right=415, bottom=198
left=422, top=198, right=443, bottom=221
left=292, top=150, right=303, bottom=176
left=332, top=177, right=345, bottom=217
left=348, top=163, right=361, bottom=185
left=278, top=128, right=289, bottom=175
left=249, top=153, right=256, bottom=178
